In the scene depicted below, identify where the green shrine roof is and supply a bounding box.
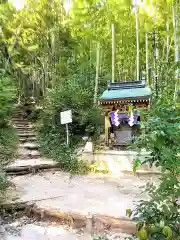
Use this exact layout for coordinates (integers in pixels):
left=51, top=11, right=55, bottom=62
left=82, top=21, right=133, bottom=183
left=99, top=80, right=151, bottom=102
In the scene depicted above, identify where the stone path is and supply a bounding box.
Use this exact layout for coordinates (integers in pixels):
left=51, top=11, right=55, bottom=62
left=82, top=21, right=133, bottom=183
left=2, top=222, right=131, bottom=240
left=7, top=171, right=155, bottom=218
left=3, top=224, right=79, bottom=240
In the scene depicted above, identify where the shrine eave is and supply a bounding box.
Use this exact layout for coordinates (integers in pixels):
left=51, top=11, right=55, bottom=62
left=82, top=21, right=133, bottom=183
left=99, top=85, right=151, bottom=105
left=99, top=97, right=150, bottom=105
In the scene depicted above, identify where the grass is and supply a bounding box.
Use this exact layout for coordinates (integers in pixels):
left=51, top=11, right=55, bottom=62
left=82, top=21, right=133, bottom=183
left=0, top=125, right=19, bottom=201
left=0, top=126, right=19, bottom=167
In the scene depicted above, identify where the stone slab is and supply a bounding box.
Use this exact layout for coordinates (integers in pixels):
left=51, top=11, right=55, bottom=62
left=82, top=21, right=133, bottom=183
left=7, top=159, right=55, bottom=168
left=4, top=224, right=78, bottom=240
left=3, top=223, right=131, bottom=239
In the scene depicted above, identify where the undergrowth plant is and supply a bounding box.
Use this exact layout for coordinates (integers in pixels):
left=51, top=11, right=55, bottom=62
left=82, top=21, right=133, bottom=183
left=127, top=102, right=180, bottom=240
left=0, top=75, right=18, bottom=201
left=0, top=127, right=19, bottom=167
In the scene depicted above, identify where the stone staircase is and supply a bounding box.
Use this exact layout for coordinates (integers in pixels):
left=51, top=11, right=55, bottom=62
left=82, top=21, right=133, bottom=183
left=5, top=106, right=57, bottom=174
left=12, top=107, right=39, bottom=159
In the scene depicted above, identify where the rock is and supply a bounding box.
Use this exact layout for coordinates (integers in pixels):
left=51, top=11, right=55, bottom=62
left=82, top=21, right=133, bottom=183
left=46, top=226, right=78, bottom=240
left=20, top=224, right=78, bottom=240
left=21, top=224, right=47, bottom=240
left=4, top=235, right=23, bottom=240
left=84, top=141, right=93, bottom=153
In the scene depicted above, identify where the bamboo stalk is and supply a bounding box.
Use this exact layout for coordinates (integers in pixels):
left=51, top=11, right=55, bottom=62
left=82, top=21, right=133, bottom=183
left=135, top=7, right=139, bottom=81
left=166, top=20, right=170, bottom=62
left=111, top=23, right=115, bottom=82
left=145, top=33, right=149, bottom=85
left=172, top=1, right=179, bottom=102
left=93, top=42, right=100, bottom=105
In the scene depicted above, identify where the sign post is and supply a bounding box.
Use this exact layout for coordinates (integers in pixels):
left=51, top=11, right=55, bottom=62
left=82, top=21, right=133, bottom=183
left=66, top=123, right=69, bottom=146
left=60, top=110, right=72, bottom=146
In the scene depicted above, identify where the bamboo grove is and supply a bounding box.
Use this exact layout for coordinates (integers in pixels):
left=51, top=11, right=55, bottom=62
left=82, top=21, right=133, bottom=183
left=0, top=0, right=180, bottom=104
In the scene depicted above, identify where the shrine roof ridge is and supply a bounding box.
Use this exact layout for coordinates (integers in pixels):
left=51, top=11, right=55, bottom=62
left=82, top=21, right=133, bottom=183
left=107, top=80, right=146, bottom=90
left=100, top=80, right=151, bottom=101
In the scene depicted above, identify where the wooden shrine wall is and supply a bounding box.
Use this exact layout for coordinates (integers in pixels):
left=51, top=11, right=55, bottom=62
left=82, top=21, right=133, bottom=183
left=101, top=102, right=149, bottom=113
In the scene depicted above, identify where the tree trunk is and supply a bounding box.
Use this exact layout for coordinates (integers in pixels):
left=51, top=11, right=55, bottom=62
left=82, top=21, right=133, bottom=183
left=111, top=24, right=115, bottom=82
left=93, top=42, right=100, bottom=105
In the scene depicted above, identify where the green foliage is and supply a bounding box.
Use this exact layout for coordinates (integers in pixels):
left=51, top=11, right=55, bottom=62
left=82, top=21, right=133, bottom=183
left=0, top=122, right=19, bottom=201
left=130, top=103, right=180, bottom=239
left=0, top=76, right=17, bottom=127
left=0, top=75, right=18, bottom=199
left=134, top=102, right=180, bottom=170
left=1, top=0, right=179, bottom=103
left=0, top=74, right=18, bottom=166
left=38, top=73, right=103, bottom=172
left=134, top=222, right=173, bottom=240
left=0, top=171, right=10, bottom=200
left=0, top=126, right=19, bottom=167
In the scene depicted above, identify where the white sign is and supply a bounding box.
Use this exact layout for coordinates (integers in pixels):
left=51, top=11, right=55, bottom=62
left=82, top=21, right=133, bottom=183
left=60, top=110, right=72, bottom=125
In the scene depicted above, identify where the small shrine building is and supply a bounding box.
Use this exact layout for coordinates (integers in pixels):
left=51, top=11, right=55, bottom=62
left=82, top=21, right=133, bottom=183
left=99, top=80, right=152, bottom=146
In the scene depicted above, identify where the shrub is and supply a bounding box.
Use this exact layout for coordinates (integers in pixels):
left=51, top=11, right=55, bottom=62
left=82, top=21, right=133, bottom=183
left=38, top=74, right=103, bottom=172
left=128, top=103, right=180, bottom=240
left=0, top=75, right=16, bottom=127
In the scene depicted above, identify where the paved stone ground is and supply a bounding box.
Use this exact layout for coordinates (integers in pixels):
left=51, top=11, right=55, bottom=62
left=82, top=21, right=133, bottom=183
left=2, top=224, right=131, bottom=240
left=6, top=171, right=157, bottom=218
left=1, top=218, right=131, bottom=239
left=3, top=224, right=79, bottom=240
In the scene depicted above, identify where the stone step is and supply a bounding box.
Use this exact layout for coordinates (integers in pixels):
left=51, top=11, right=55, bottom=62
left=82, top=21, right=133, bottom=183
left=18, top=132, right=36, bottom=137
left=16, top=126, right=33, bottom=129
left=11, top=117, right=28, bottom=122
left=12, top=120, right=30, bottom=125
left=14, top=123, right=32, bottom=126
left=18, top=149, right=40, bottom=159
left=14, top=126, right=33, bottom=130
left=17, top=129, right=34, bottom=134
left=20, top=137, right=37, bottom=143
left=19, top=153, right=41, bottom=160
left=19, top=142, right=39, bottom=150
left=12, top=111, right=24, bottom=114
left=12, top=115, right=25, bottom=118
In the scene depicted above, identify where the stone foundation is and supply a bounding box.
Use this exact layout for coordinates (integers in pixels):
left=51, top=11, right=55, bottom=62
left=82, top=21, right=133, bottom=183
left=81, top=149, right=161, bottom=174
